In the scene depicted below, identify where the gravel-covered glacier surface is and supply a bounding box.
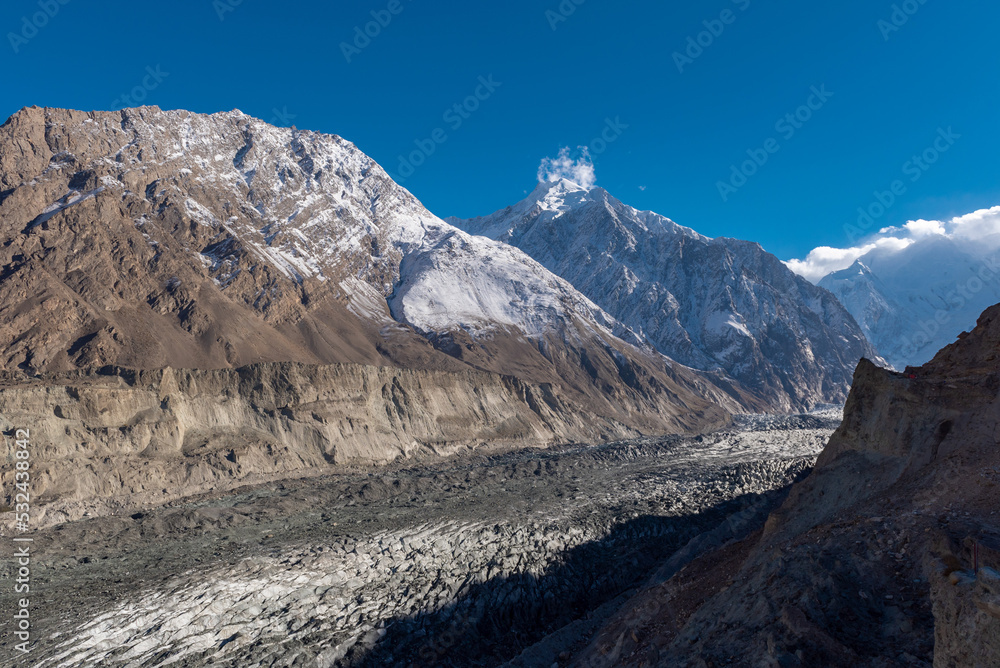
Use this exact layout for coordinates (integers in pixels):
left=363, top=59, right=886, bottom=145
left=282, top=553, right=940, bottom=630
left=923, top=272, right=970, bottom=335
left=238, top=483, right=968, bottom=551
left=3, top=411, right=840, bottom=667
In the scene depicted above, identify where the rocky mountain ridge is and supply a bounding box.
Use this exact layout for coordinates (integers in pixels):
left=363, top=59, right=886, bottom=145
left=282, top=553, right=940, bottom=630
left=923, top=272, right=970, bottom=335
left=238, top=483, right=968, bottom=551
left=450, top=179, right=881, bottom=411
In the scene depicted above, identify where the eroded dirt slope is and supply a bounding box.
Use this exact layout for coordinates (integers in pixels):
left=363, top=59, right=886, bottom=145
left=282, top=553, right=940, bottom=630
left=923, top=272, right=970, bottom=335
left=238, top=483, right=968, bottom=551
left=0, top=361, right=746, bottom=528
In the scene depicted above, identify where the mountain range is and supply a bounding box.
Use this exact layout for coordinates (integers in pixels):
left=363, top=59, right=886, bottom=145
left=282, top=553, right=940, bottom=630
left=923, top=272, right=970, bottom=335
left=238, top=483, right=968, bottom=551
left=0, top=105, right=879, bottom=432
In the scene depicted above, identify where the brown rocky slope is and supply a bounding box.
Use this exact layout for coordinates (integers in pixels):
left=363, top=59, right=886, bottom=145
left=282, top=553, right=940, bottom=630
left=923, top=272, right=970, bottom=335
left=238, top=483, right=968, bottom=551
left=572, top=303, right=1000, bottom=667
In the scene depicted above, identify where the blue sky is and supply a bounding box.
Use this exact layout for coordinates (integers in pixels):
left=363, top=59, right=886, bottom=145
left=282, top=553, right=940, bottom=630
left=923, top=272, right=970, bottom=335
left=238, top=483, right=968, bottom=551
left=2, top=0, right=997, bottom=261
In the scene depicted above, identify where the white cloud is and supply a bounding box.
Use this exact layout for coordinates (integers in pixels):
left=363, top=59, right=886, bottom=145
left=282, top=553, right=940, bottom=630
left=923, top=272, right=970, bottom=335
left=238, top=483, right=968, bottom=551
left=786, top=206, right=1000, bottom=283
left=537, top=146, right=596, bottom=188
left=949, top=205, right=1000, bottom=240
left=880, top=219, right=946, bottom=238
left=906, top=218, right=946, bottom=237
left=785, top=237, right=914, bottom=283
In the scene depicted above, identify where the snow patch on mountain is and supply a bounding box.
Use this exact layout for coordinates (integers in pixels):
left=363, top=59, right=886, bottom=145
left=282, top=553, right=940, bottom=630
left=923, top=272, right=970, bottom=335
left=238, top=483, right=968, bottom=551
left=70, top=108, right=641, bottom=351
left=389, top=226, right=623, bottom=341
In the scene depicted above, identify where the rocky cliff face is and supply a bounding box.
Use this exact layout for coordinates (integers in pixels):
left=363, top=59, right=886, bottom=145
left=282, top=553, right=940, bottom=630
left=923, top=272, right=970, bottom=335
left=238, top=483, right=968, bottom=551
left=0, top=359, right=745, bottom=528
left=572, top=304, right=1000, bottom=666
left=450, top=179, right=881, bottom=411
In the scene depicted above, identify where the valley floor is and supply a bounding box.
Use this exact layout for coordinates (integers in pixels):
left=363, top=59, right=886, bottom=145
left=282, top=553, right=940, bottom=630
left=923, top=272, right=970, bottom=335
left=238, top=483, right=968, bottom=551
left=0, top=412, right=839, bottom=667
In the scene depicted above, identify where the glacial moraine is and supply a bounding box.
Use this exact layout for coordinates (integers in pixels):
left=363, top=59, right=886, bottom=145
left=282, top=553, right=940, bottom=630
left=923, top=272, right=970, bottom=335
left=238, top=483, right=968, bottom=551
left=0, top=411, right=839, bottom=667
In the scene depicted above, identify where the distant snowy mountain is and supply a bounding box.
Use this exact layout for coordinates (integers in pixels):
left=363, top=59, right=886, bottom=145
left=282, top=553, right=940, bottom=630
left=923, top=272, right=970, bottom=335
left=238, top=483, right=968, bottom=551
left=817, top=236, right=1000, bottom=369
left=449, top=179, right=880, bottom=411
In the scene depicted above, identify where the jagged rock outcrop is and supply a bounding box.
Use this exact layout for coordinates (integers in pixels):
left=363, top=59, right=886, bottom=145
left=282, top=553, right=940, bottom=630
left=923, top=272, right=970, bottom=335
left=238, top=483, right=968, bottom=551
left=571, top=303, right=1000, bottom=667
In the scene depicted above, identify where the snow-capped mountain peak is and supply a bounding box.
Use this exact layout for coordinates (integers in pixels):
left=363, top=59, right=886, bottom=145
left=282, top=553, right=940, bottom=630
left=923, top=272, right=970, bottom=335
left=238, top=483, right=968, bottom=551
left=450, top=183, right=881, bottom=410
left=834, top=260, right=876, bottom=278
left=817, top=235, right=1000, bottom=370
left=451, top=180, right=707, bottom=255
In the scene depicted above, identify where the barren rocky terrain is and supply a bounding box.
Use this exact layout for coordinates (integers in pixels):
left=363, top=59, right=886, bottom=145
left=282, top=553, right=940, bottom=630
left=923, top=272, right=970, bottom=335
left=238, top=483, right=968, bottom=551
left=570, top=305, right=1000, bottom=667
left=0, top=411, right=836, bottom=667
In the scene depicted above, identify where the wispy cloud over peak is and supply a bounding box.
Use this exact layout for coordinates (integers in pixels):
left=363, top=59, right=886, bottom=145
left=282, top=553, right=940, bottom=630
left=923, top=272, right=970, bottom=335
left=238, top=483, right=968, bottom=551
left=537, top=146, right=596, bottom=188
